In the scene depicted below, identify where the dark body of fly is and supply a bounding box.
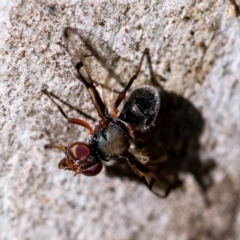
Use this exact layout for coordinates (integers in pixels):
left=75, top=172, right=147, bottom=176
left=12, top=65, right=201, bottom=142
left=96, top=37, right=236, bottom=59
left=119, top=87, right=160, bottom=130
left=90, top=86, right=159, bottom=161
left=90, top=121, right=131, bottom=161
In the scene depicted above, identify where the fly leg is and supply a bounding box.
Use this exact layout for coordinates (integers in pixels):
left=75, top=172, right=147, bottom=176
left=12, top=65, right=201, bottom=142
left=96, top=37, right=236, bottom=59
left=42, top=89, right=93, bottom=133
left=112, top=48, right=148, bottom=116
left=75, top=62, right=108, bottom=119
left=47, top=91, right=96, bottom=121
left=145, top=48, right=165, bottom=93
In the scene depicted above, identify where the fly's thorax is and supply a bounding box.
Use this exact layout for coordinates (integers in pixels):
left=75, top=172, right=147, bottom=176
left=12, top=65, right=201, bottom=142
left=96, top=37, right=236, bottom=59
left=90, top=122, right=131, bottom=160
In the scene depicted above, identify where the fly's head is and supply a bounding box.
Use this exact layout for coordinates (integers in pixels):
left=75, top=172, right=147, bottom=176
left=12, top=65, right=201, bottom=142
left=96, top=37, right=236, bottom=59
left=58, top=142, right=102, bottom=177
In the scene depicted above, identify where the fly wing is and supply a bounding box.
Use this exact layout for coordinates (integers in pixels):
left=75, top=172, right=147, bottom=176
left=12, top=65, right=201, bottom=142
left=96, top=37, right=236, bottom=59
left=125, top=151, right=174, bottom=197
left=118, top=86, right=160, bottom=130
left=64, top=27, right=91, bottom=67
left=64, top=27, right=101, bottom=82
left=64, top=27, right=125, bottom=110
left=141, top=170, right=171, bottom=198
left=139, top=145, right=181, bottom=197
left=64, top=27, right=124, bottom=86
left=142, top=163, right=180, bottom=198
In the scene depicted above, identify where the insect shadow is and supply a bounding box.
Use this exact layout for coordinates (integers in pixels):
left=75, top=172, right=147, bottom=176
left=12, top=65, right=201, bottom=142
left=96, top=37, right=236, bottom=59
left=104, top=49, right=216, bottom=203
left=105, top=86, right=216, bottom=203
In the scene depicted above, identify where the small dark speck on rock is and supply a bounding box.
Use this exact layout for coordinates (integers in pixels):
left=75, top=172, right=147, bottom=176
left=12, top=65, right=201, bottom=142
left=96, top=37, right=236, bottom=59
left=108, top=186, right=115, bottom=192
left=67, top=201, right=77, bottom=209
left=46, top=5, right=57, bottom=15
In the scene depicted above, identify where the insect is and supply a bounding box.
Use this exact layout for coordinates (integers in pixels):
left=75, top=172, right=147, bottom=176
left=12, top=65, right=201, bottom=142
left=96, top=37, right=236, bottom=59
left=42, top=27, right=168, bottom=197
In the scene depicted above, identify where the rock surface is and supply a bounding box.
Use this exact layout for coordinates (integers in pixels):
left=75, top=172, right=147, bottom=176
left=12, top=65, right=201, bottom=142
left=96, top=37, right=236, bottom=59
left=1, top=1, right=240, bottom=240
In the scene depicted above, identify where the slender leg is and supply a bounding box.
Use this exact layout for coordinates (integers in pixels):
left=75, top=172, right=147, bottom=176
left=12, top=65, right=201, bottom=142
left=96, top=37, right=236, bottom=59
left=91, top=80, right=121, bottom=94
left=46, top=82, right=114, bottom=121
left=45, top=144, right=66, bottom=153
left=124, top=151, right=145, bottom=177
left=48, top=91, right=96, bottom=121
left=42, top=89, right=93, bottom=133
left=113, top=48, right=148, bottom=115
left=75, top=62, right=108, bottom=119
left=145, top=48, right=164, bottom=93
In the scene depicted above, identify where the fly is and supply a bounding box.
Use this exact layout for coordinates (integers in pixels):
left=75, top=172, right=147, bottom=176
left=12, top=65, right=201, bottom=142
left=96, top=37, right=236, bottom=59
left=42, top=27, right=169, bottom=197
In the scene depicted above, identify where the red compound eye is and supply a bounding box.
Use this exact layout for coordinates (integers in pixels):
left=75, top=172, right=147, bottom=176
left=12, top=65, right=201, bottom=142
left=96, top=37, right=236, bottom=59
left=67, top=142, right=102, bottom=177
left=67, top=142, right=90, bottom=161
left=82, top=162, right=103, bottom=176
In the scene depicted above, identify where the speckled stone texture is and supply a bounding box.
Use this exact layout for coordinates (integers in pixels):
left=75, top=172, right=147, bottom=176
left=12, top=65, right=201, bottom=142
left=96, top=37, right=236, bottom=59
left=1, top=1, right=240, bottom=240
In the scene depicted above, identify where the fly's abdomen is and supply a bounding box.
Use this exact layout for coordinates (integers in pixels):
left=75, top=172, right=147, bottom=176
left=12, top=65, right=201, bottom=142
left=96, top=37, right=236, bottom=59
left=119, top=86, right=160, bottom=129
